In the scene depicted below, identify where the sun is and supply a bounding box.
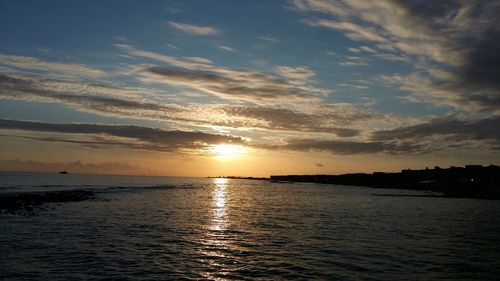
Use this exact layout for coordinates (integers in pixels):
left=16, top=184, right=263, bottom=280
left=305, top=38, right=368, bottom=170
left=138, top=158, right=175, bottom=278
left=209, top=144, right=247, bottom=159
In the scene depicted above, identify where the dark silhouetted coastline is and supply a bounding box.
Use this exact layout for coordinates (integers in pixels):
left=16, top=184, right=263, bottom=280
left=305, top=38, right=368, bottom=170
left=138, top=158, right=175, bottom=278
left=271, top=165, right=500, bottom=199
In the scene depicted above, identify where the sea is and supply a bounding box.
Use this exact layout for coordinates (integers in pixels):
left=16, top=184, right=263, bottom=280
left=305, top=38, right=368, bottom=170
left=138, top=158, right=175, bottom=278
left=1, top=172, right=500, bottom=280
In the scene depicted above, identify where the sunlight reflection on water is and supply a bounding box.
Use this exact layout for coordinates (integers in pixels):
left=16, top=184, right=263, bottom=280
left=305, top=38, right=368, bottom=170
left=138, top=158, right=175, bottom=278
left=211, top=178, right=227, bottom=232
left=2, top=174, right=500, bottom=280
left=200, top=178, right=231, bottom=280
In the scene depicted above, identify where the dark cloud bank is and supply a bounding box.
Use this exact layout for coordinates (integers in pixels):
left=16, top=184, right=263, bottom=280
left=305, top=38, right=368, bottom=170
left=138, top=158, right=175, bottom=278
left=0, top=73, right=365, bottom=137
left=0, top=119, right=244, bottom=152
left=295, top=0, right=500, bottom=112
left=1, top=116, right=498, bottom=155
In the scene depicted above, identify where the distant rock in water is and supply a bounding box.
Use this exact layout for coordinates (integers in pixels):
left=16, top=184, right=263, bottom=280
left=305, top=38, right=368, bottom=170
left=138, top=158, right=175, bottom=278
left=0, top=189, right=95, bottom=215
left=59, top=170, right=68, bottom=174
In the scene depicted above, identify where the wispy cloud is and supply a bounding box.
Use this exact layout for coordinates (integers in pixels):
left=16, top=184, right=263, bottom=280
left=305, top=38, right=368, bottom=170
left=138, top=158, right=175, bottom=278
left=372, top=116, right=500, bottom=143
left=115, top=44, right=214, bottom=70
left=258, top=36, right=280, bottom=43
left=256, top=115, right=500, bottom=155
left=338, top=56, right=369, bottom=66
left=0, top=119, right=245, bottom=153
left=0, top=53, right=106, bottom=78
left=0, top=46, right=418, bottom=141
left=217, top=45, right=236, bottom=52
left=289, top=0, right=350, bottom=16
left=117, top=44, right=330, bottom=104
left=259, top=138, right=422, bottom=155
left=168, top=21, right=220, bottom=36
left=2, top=112, right=496, bottom=156
left=218, top=105, right=365, bottom=137
left=0, top=118, right=423, bottom=156
left=0, top=44, right=418, bottom=140
left=165, top=43, right=179, bottom=50
left=359, top=46, right=377, bottom=53
left=307, top=19, right=387, bottom=43
left=142, top=66, right=326, bottom=104
left=275, top=66, right=314, bottom=80
left=0, top=71, right=383, bottom=137
left=368, top=115, right=500, bottom=153
left=0, top=73, right=181, bottom=120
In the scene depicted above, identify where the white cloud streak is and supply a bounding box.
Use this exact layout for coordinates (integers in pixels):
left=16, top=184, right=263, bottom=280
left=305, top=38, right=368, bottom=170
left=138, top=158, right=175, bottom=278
left=293, top=0, right=500, bottom=113
left=0, top=53, right=106, bottom=78
left=168, top=21, right=220, bottom=36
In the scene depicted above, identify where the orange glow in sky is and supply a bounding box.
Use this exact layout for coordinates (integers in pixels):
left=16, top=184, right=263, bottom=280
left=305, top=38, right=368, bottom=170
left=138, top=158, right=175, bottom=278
left=209, top=144, right=247, bottom=159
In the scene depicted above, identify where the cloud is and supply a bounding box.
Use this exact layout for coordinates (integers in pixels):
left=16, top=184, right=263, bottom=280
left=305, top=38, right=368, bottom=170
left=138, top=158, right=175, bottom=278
left=217, top=45, right=236, bottom=52
left=115, top=44, right=214, bottom=70
left=0, top=47, right=416, bottom=141
left=141, top=66, right=327, bottom=104
left=165, top=43, right=179, bottom=50
left=372, top=53, right=410, bottom=62
left=359, top=46, right=377, bottom=53
left=0, top=72, right=159, bottom=99
left=2, top=113, right=496, bottom=157
left=168, top=21, right=220, bottom=36
left=184, top=56, right=213, bottom=64
left=1, top=123, right=396, bottom=156
left=248, top=114, right=499, bottom=155
left=294, top=0, right=459, bottom=62
left=338, top=56, right=369, bottom=66
left=0, top=53, right=106, bottom=78
left=0, top=74, right=375, bottom=137
left=218, top=104, right=376, bottom=136
left=258, top=36, right=280, bottom=43
left=365, top=115, right=500, bottom=153
left=0, top=71, right=382, bottom=137
left=372, top=116, right=500, bottom=143
left=117, top=44, right=330, bottom=104
left=382, top=72, right=500, bottom=113
left=275, top=66, right=315, bottom=80
left=293, top=0, right=500, bottom=113
left=307, top=19, right=388, bottom=43
left=0, top=119, right=245, bottom=153
left=0, top=73, right=182, bottom=121
left=338, top=61, right=368, bottom=66
left=260, top=138, right=422, bottom=155
left=289, top=0, right=350, bottom=16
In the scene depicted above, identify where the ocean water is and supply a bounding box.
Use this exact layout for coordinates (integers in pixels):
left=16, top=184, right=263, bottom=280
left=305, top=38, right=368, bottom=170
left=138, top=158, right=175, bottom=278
left=1, top=172, right=500, bottom=280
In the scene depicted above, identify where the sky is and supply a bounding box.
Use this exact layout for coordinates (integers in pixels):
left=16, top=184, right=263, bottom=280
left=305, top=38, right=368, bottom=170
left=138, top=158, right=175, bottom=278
left=0, top=0, right=499, bottom=176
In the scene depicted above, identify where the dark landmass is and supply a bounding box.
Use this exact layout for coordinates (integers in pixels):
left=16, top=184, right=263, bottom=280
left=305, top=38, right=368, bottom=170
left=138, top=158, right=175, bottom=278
left=0, top=189, right=95, bottom=215
left=271, top=165, right=500, bottom=200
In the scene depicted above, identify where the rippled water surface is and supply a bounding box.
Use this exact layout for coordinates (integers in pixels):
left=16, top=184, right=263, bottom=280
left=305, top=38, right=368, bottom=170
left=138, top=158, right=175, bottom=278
left=1, top=172, right=500, bottom=280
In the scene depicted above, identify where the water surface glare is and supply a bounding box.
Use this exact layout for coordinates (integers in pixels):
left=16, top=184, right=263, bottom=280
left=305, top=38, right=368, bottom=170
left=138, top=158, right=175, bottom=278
left=1, top=173, right=499, bottom=280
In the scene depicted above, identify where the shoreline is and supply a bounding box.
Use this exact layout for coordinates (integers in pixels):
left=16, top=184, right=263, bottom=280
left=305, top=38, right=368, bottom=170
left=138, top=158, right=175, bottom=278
left=209, top=165, right=500, bottom=200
